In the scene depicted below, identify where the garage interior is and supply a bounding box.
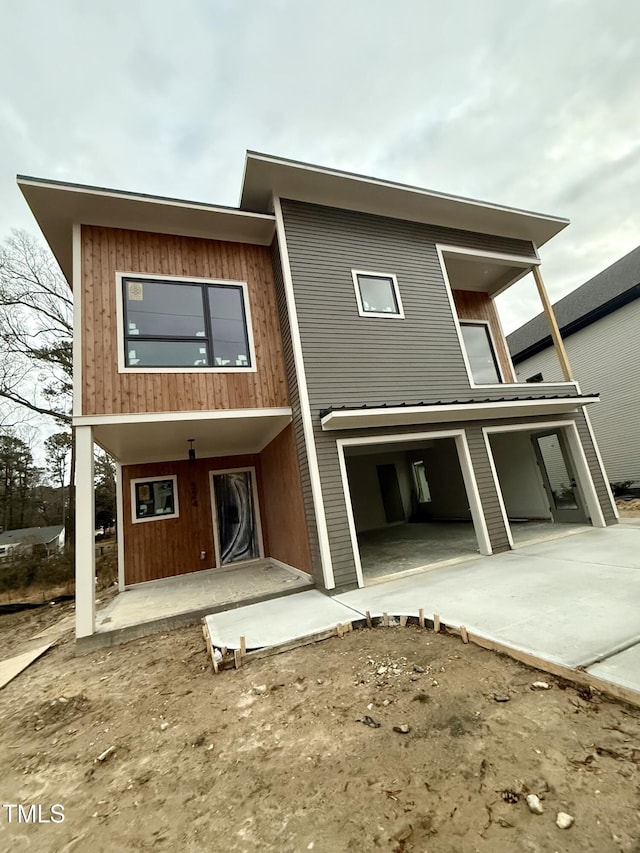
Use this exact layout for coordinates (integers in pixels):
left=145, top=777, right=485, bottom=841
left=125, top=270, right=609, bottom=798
left=344, top=437, right=481, bottom=582
left=487, top=428, right=591, bottom=545
left=343, top=428, right=592, bottom=584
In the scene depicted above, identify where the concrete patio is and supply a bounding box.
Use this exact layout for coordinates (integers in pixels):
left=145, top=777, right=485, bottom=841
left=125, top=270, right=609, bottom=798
left=204, top=523, right=640, bottom=699
left=85, top=560, right=313, bottom=649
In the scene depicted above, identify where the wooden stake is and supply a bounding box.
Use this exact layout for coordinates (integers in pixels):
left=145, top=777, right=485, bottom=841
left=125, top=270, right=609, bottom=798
left=418, top=609, right=425, bottom=629
left=383, top=612, right=389, bottom=628
left=532, top=265, right=573, bottom=381
left=234, top=648, right=242, bottom=669
left=240, top=636, right=246, bottom=657
left=366, top=610, right=372, bottom=629
left=400, top=615, right=408, bottom=627
left=461, top=626, right=469, bottom=644
left=433, top=614, right=441, bottom=633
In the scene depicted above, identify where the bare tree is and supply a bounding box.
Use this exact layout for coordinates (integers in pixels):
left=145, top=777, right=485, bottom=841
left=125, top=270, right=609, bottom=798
left=0, top=231, right=74, bottom=543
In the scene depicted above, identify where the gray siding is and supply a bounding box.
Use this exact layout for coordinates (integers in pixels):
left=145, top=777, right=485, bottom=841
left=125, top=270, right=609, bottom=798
left=281, top=200, right=575, bottom=411
left=277, top=200, right=616, bottom=590
left=314, top=413, right=614, bottom=590
left=270, top=240, right=322, bottom=582
left=513, top=297, right=640, bottom=484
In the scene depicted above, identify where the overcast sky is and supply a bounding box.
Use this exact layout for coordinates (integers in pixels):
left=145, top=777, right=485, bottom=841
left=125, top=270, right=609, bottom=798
left=1, top=0, right=639, bottom=335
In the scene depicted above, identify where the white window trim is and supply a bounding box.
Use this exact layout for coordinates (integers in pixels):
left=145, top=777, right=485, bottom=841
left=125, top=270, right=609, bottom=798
left=459, top=319, right=506, bottom=384
left=131, top=474, right=179, bottom=524
left=115, top=271, right=257, bottom=374
left=435, top=244, right=580, bottom=391
left=351, top=269, right=405, bottom=319
left=209, top=466, right=264, bottom=568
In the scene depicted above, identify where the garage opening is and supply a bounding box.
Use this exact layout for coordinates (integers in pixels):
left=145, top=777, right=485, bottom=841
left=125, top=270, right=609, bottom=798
left=487, top=427, right=591, bottom=546
left=342, top=435, right=487, bottom=583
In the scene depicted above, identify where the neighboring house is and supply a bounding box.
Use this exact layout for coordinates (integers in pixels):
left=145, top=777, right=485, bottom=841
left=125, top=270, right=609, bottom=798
left=508, top=246, right=640, bottom=488
left=0, top=525, right=65, bottom=561
left=18, top=153, right=618, bottom=641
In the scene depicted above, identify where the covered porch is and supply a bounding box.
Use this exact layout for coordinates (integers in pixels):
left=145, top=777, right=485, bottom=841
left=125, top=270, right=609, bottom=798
left=83, top=560, right=313, bottom=650
left=74, top=406, right=314, bottom=643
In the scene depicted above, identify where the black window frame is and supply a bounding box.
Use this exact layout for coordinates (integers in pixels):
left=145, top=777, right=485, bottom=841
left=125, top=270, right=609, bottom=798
left=122, top=276, right=252, bottom=370
left=460, top=321, right=503, bottom=385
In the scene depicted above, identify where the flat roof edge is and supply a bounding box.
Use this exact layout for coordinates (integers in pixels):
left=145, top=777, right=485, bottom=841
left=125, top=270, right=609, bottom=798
left=242, top=151, right=570, bottom=227
left=17, top=175, right=275, bottom=222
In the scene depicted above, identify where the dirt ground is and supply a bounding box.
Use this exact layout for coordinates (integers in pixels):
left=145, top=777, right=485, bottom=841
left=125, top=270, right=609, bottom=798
left=1, top=603, right=640, bottom=853
left=617, top=499, right=640, bottom=519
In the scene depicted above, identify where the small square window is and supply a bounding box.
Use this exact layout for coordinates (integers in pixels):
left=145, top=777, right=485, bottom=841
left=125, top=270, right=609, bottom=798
left=131, top=476, right=179, bottom=523
left=352, top=270, right=404, bottom=318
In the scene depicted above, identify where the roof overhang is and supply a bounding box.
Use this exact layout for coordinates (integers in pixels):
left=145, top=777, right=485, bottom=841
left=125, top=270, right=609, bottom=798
left=320, top=397, right=599, bottom=431
left=74, top=408, right=291, bottom=465
left=17, top=176, right=276, bottom=286
left=241, top=152, right=569, bottom=248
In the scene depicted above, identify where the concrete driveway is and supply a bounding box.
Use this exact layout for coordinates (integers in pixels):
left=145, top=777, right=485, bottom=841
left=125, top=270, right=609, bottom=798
left=336, top=523, right=640, bottom=693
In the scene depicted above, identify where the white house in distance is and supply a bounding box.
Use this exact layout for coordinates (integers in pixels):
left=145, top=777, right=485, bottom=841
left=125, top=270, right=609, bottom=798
left=508, top=246, right=640, bottom=488
left=0, top=525, right=65, bottom=561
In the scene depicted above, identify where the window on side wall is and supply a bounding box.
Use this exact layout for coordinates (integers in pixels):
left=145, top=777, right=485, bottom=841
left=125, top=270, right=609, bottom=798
left=460, top=322, right=502, bottom=385
left=351, top=270, right=404, bottom=318
left=131, top=476, right=179, bottom=523
left=122, top=276, right=252, bottom=369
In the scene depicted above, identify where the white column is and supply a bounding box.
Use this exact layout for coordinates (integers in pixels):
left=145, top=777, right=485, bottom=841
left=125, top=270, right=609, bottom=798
left=75, top=425, right=95, bottom=638
left=115, top=461, right=125, bottom=591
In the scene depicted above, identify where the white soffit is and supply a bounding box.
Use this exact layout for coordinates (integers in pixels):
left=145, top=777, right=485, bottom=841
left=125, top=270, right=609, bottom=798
left=241, top=152, right=569, bottom=247
left=320, top=398, right=599, bottom=431
left=17, top=177, right=276, bottom=286
left=90, top=410, right=291, bottom=465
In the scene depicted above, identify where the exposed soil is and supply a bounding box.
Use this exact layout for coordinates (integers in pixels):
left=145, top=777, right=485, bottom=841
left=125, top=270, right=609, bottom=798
left=2, top=603, right=640, bottom=852
left=617, top=499, right=640, bottom=518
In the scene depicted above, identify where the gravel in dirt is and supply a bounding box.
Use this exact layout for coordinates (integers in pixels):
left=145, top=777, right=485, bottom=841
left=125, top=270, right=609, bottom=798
left=1, top=604, right=640, bottom=852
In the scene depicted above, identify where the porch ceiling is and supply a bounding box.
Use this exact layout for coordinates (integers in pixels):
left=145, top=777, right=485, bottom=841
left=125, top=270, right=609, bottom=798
left=443, top=252, right=536, bottom=297
left=86, top=408, right=292, bottom=464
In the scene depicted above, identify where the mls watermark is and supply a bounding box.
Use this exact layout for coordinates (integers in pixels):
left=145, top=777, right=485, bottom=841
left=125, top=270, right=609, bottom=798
left=2, top=804, right=65, bottom=824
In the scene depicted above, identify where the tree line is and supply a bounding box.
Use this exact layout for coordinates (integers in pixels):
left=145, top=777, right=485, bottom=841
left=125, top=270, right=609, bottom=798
left=0, top=231, right=116, bottom=542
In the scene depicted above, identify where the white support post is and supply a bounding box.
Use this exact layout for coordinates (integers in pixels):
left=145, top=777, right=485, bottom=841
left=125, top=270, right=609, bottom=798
left=75, top=425, right=96, bottom=638
left=115, top=461, right=125, bottom=591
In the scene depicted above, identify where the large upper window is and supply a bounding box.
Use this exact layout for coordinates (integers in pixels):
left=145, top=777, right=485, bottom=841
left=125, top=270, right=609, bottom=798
left=122, top=276, right=252, bottom=369
left=460, top=322, right=502, bottom=384
left=351, top=270, right=404, bottom=318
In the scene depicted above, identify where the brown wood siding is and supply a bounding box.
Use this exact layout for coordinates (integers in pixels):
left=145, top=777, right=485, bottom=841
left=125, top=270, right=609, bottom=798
left=81, top=226, right=289, bottom=415
left=453, top=290, right=516, bottom=382
left=259, top=424, right=313, bottom=574
left=122, top=454, right=260, bottom=584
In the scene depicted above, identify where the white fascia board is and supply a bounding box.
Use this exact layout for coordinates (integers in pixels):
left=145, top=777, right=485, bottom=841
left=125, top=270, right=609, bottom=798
left=320, top=397, right=600, bottom=431
left=241, top=152, right=569, bottom=246
left=73, top=407, right=293, bottom=427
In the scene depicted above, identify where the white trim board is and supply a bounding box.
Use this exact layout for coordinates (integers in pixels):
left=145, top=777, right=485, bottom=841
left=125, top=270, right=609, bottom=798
left=336, top=428, right=492, bottom=588
left=274, top=196, right=335, bottom=590
left=115, top=271, right=257, bottom=375
left=73, top=407, right=292, bottom=427
left=482, top=420, right=607, bottom=544
left=320, top=397, right=599, bottom=431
